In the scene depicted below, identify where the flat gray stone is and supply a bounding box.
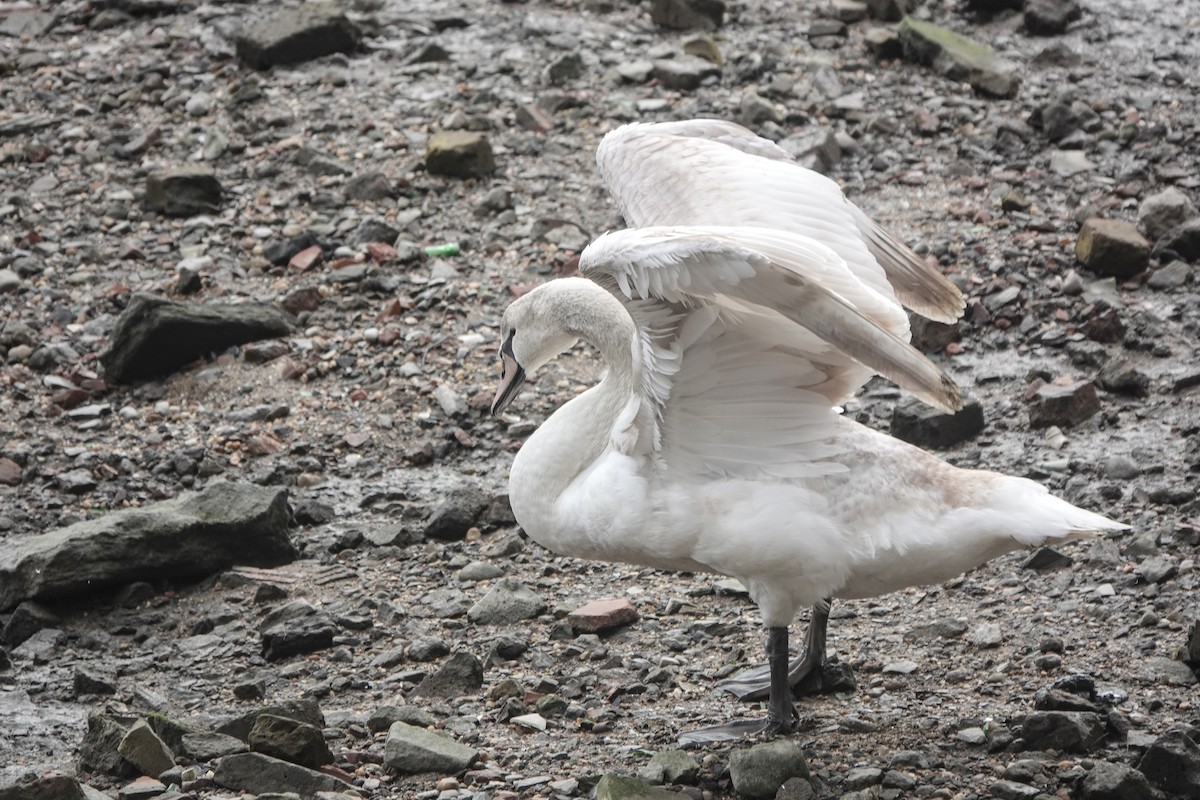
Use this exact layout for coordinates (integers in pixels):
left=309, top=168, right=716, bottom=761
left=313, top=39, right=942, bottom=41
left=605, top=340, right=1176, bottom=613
left=0, top=482, right=294, bottom=612
left=650, top=55, right=721, bottom=91
left=650, top=0, right=725, bottom=31
left=638, top=749, right=700, bottom=784
left=467, top=579, right=546, bottom=625
left=180, top=732, right=249, bottom=762
left=413, top=651, right=484, bottom=698
left=591, top=774, right=684, bottom=800
left=248, top=714, right=333, bottom=769
left=383, top=721, right=478, bottom=774
left=216, top=699, right=325, bottom=742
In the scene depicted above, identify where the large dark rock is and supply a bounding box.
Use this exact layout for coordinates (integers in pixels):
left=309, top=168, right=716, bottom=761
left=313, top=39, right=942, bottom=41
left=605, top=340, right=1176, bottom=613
left=1137, top=729, right=1200, bottom=796
left=248, top=714, right=333, bottom=769
left=144, top=165, right=222, bottom=217
left=1028, top=381, right=1100, bottom=428
left=1159, top=217, right=1200, bottom=262
left=212, top=752, right=352, bottom=798
left=1020, top=710, right=1106, bottom=752
left=891, top=395, right=984, bottom=449
left=77, top=712, right=135, bottom=777
left=0, top=774, right=90, bottom=800
left=1075, top=761, right=1154, bottom=800
left=235, top=3, right=360, bottom=70
left=424, top=483, right=489, bottom=540
left=0, top=483, right=294, bottom=611
left=1075, top=218, right=1151, bottom=278
left=100, top=293, right=296, bottom=383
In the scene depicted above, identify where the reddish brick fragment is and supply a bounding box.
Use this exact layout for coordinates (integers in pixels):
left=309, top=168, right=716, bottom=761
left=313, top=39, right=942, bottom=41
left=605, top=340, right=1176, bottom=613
left=289, top=245, right=324, bottom=271
left=567, top=598, right=639, bottom=633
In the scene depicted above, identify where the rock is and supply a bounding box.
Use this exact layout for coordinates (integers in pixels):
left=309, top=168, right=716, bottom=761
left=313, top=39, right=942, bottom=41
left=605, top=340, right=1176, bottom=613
left=2, top=601, right=60, bottom=647
left=235, top=3, right=360, bottom=69
left=898, top=17, right=1019, bottom=98
left=776, top=777, right=818, bottom=800
left=1028, top=381, right=1100, bottom=428
left=100, top=293, right=296, bottom=383
left=260, top=600, right=337, bottom=661
left=650, top=0, right=725, bottom=31
left=1025, top=0, right=1083, bottom=36
left=567, top=598, right=639, bottom=633
left=73, top=665, right=118, bottom=696
left=1139, top=656, right=1197, bottom=686
left=651, top=56, right=721, bottom=91
left=0, top=483, right=293, bottom=612
left=1096, top=359, right=1150, bottom=396
left=424, top=483, right=489, bottom=540
left=1146, top=260, right=1191, bottom=289
left=117, top=720, right=175, bottom=778
left=1159, top=217, right=1200, bottom=261
left=1020, top=710, right=1106, bottom=752
left=413, top=651, right=484, bottom=698
left=344, top=171, right=395, bottom=202
left=833, top=0, right=870, bottom=22
left=144, top=166, right=222, bottom=217
left=1050, top=149, right=1094, bottom=176
left=864, top=26, right=903, bottom=59
left=1137, top=729, right=1200, bottom=796
left=180, top=731, right=249, bottom=761
left=79, top=712, right=134, bottom=777
left=905, top=618, right=968, bottom=640
left=639, top=749, right=700, bottom=784
left=592, top=775, right=685, bottom=799
left=1185, top=622, right=1200, bottom=665
left=425, top=132, right=495, bottom=178
left=1075, top=218, right=1150, bottom=278
left=778, top=128, right=841, bottom=174
left=729, top=739, right=810, bottom=799
left=248, top=714, right=333, bottom=769
left=1024, top=547, right=1073, bottom=572
left=1138, top=187, right=1198, bottom=240
left=116, top=776, right=166, bottom=800
left=740, top=92, right=783, bottom=128
left=0, top=269, right=21, bottom=294
left=217, top=699, right=325, bottom=742
left=890, top=395, right=984, bottom=449
left=383, top=721, right=478, bottom=774
left=212, top=752, right=352, bottom=798
left=0, top=647, right=9, bottom=672
left=467, top=579, right=546, bottom=625
left=968, top=622, right=1003, bottom=648
left=0, top=773, right=90, bottom=800
left=1075, top=761, right=1154, bottom=800
left=865, top=0, right=917, bottom=21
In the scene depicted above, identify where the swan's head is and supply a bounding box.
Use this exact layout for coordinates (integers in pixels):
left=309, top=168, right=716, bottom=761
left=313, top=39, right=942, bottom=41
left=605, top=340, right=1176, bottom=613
left=491, top=278, right=625, bottom=416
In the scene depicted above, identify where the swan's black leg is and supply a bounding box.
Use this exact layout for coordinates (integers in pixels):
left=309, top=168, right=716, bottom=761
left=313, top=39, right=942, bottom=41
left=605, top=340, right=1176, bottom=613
left=678, top=626, right=799, bottom=746
left=715, top=599, right=853, bottom=700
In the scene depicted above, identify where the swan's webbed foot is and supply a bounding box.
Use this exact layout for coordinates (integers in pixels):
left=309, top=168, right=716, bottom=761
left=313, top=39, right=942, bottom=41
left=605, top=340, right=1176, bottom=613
left=679, top=625, right=801, bottom=746
left=716, top=600, right=856, bottom=700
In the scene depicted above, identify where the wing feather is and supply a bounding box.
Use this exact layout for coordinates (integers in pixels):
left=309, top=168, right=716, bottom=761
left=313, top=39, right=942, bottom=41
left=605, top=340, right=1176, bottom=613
left=596, top=121, right=965, bottom=325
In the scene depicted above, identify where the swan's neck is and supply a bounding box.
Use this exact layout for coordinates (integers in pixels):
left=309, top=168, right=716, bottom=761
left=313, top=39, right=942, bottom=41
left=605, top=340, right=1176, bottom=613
left=509, top=316, right=640, bottom=544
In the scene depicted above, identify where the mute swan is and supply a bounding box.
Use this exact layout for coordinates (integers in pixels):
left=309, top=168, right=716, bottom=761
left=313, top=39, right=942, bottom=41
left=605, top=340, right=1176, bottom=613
left=491, top=122, right=1126, bottom=744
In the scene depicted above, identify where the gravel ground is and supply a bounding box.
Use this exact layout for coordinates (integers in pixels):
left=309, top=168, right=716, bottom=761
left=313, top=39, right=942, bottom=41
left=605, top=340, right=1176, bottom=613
left=1, top=0, right=1198, bottom=798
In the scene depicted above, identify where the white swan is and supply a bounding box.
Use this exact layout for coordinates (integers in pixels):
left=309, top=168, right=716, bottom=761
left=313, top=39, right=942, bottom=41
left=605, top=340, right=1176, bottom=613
left=491, top=121, right=1126, bottom=743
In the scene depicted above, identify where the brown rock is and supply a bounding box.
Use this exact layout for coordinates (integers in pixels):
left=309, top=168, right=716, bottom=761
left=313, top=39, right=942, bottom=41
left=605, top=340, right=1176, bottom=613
left=567, top=598, right=639, bottom=633
left=1028, top=381, right=1101, bottom=428
left=426, top=132, right=495, bottom=178
left=0, top=457, right=22, bottom=486
left=1075, top=218, right=1150, bottom=278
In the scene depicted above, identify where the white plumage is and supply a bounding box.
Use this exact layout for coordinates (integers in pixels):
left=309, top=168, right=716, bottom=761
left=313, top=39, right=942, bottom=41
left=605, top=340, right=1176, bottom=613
left=491, top=120, right=1126, bottom=743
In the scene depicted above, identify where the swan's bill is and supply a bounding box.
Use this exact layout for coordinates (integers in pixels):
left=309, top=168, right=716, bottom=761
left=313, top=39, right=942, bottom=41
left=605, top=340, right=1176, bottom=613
left=491, top=350, right=526, bottom=416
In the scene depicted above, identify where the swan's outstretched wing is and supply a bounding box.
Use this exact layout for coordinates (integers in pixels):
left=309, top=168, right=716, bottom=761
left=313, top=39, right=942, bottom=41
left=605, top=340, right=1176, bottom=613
left=595, top=120, right=965, bottom=326
left=581, top=226, right=963, bottom=480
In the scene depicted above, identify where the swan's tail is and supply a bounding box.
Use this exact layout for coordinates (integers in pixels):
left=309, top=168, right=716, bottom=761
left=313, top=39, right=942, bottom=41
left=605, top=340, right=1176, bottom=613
left=993, top=478, right=1130, bottom=547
